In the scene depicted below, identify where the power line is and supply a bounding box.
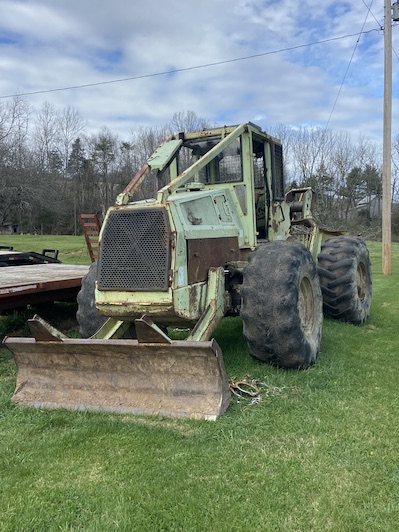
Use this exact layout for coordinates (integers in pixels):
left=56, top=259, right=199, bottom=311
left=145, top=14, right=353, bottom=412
left=325, top=1, right=375, bottom=129
left=305, top=5, right=377, bottom=174
left=361, top=0, right=383, bottom=28
left=0, top=29, right=379, bottom=100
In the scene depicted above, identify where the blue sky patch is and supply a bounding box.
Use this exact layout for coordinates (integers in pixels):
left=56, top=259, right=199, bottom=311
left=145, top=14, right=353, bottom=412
left=0, top=30, right=21, bottom=47
left=93, top=47, right=123, bottom=73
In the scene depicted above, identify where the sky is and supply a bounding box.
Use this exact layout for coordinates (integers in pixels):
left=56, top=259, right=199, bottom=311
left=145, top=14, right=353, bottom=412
left=0, top=0, right=398, bottom=145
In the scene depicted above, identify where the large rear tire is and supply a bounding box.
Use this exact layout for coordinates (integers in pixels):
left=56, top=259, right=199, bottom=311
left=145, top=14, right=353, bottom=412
left=318, top=236, right=372, bottom=324
left=241, top=241, right=323, bottom=369
left=76, top=261, right=107, bottom=338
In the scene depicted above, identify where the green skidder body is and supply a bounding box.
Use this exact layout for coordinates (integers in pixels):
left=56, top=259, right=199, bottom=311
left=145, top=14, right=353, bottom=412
left=4, top=123, right=372, bottom=419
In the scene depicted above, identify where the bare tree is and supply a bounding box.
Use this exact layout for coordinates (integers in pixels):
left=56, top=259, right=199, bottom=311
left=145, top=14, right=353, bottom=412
left=32, top=102, right=61, bottom=171
left=0, top=95, right=31, bottom=227
left=328, top=131, right=356, bottom=219
left=58, top=106, right=86, bottom=176
left=0, top=94, right=29, bottom=145
left=168, top=110, right=211, bottom=133
left=291, top=126, right=335, bottom=184
left=130, top=124, right=170, bottom=166
left=87, top=128, right=121, bottom=217
left=268, top=123, right=296, bottom=185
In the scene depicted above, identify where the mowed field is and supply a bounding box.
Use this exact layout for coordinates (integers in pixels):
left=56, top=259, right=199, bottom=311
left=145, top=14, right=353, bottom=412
left=0, top=236, right=398, bottom=531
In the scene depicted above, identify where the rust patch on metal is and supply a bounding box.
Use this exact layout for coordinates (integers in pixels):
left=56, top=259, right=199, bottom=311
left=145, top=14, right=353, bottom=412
left=187, top=237, right=239, bottom=284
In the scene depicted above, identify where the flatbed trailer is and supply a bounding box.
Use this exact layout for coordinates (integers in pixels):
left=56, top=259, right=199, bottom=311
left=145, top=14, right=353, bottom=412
left=0, top=264, right=89, bottom=311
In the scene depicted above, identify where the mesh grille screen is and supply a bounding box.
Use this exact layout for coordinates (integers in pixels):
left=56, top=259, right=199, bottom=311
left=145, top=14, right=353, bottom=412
left=98, top=208, right=170, bottom=291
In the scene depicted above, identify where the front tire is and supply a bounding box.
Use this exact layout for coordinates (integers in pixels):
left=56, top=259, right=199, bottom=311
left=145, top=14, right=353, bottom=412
left=318, top=236, right=372, bottom=324
left=77, top=261, right=137, bottom=339
left=241, top=241, right=323, bottom=369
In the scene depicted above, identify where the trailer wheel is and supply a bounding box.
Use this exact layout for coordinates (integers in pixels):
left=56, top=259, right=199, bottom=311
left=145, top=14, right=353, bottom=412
left=76, top=261, right=107, bottom=338
left=318, top=236, right=372, bottom=324
left=241, top=241, right=323, bottom=369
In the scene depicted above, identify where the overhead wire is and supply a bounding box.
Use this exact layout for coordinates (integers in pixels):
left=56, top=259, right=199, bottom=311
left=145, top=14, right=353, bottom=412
left=303, top=2, right=378, bottom=174
left=325, top=0, right=375, bottom=129
left=0, top=28, right=379, bottom=100
left=361, top=0, right=399, bottom=61
left=360, top=0, right=383, bottom=28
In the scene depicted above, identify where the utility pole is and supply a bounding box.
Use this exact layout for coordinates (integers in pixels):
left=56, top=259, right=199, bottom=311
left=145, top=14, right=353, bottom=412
left=382, top=0, right=393, bottom=274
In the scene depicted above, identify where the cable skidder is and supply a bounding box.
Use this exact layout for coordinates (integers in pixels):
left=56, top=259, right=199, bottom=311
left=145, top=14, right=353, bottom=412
left=3, top=123, right=372, bottom=419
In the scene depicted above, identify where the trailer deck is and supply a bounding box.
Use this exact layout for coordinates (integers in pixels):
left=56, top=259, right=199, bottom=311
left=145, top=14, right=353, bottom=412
left=0, top=264, right=89, bottom=311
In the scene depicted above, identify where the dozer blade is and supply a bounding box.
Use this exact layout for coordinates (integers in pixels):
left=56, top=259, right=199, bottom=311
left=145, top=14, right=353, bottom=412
left=4, top=334, right=231, bottom=420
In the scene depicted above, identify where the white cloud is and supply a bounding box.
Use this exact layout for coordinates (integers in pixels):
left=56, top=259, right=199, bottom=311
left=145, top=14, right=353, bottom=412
left=0, top=0, right=395, bottom=145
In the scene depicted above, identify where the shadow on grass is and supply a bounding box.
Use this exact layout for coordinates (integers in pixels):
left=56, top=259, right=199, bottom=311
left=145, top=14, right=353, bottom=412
left=0, top=302, right=79, bottom=340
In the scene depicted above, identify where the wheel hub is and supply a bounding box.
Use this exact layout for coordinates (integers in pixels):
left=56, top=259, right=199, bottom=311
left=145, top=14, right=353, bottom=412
left=357, top=263, right=367, bottom=301
left=299, top=277, right=315, bottom=334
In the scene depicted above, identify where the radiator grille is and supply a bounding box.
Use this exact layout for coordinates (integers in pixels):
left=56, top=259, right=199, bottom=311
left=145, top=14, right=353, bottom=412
left=98, top=208, right=171, bottom=291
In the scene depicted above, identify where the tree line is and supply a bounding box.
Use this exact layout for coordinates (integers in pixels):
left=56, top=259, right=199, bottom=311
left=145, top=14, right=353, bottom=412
left=1, top=96, right=399, bottom=238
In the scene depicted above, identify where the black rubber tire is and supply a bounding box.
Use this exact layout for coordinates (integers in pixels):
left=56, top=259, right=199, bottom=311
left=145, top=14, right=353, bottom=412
left=77, top=261, right=138, bottom=339
left=76, top=261, right=107, bottom=338
left=318, top=236, right=372, bottom=324
left=241, top=240, right=323, bottom=369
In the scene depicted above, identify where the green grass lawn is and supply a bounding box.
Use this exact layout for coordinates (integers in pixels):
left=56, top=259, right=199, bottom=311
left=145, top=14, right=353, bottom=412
left=1, top=239, right=399, bottom=531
